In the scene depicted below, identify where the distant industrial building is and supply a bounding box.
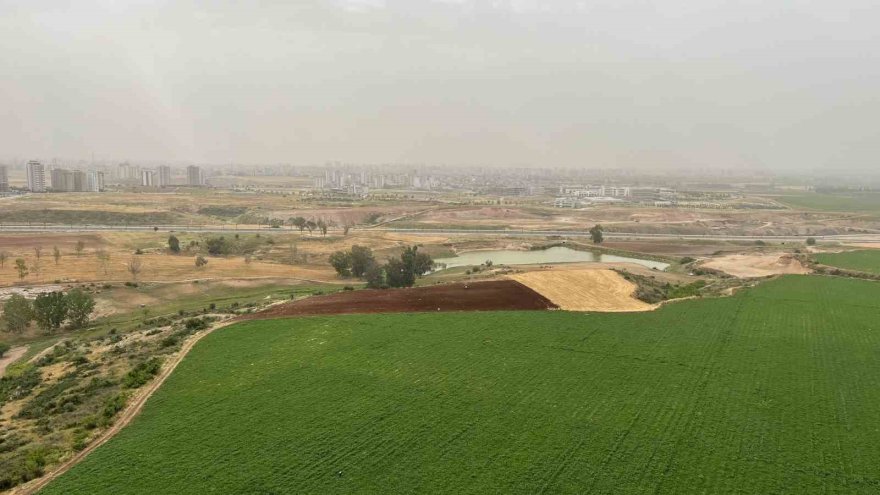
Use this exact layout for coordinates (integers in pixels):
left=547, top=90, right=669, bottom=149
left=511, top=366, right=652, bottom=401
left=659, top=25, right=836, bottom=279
left=186, top=165, right=204, bottom=186
left=0, top=165, right=8, bottom=192
left=553, top=197, right=580, bottom=208
left=158, top=166, right=172, bottom=187
left=27, top=160, right=46, bottom=192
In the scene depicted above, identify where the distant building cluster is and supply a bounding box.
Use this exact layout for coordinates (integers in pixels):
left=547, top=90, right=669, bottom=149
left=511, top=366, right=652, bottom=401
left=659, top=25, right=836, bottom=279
left=120, top=163, right=183, bottom=187
left=0, top=164, right=9, bottom=193
left=186, top=165, right=206, bottom=186
left=12, top=159, right=208, bottom=193
left=23, top=160, right=103, bottom=192
left=553, top=185, right=676, bottom=208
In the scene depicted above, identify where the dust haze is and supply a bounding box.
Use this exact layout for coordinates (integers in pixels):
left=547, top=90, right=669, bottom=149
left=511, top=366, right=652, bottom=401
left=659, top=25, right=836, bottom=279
left=2, top=0, right=879, bottom=172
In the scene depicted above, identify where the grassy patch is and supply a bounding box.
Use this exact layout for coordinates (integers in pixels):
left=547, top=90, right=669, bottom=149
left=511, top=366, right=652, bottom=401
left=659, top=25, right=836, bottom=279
left=814, top=250, right=880, bottom=274
left=44, top=275, right=880, bottom=494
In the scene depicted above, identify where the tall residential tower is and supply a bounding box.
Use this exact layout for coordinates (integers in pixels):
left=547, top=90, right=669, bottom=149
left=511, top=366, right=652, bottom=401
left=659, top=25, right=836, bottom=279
left=26, top=160, right=46, bottom=192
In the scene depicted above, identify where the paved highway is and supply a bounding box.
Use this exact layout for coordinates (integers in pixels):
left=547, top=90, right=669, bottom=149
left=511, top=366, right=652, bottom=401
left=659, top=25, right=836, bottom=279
left=1, top=223, right=878, bottom=243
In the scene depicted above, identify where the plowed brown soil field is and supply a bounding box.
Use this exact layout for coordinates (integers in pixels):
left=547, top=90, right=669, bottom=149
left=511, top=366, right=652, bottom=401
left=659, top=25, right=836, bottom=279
left=244, top=280, right=557, bottom=318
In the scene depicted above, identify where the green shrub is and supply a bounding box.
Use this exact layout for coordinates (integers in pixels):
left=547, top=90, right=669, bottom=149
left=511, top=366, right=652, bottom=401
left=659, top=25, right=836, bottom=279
left=184, top=318, right=210, bottom=332
left=101, top=393, right=128, bottom=421
left=123, top=358, right=163, bottom=389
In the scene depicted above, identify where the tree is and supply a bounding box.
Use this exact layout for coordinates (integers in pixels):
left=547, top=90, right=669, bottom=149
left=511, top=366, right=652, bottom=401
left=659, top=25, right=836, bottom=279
left=384, top=257, right=414, bottom=288
left=195, top=255, right=209, bottom=268
left=329, top=251, right=353, bottom=277
left=14, top=258, right=28, bottom=281
left=339, top=213, right=358, bottom=236
left=75, top=240, right=85, bottom=257
left=34, top=246, right=43, bottom=260
left=65, top=289, right=95, bottom=329
left=304, top=220, right=317, bottom=234
left=350, top=246, right=376, bottom=278
left=287, top=242, right=299, bottom=264
left=364, top=261, right=384, bottom=289
left=402, top=246, right=434, bottom=277
left=0, top=251, right=7, bottom=268
left=53, top=246, right=61, bottom=265
left=1, top=294, right=33, bottom=333
left=291, top=217, right=307, bottom=233
left=414, top=252, right=434, bottom=276
left=33, top=292, right=68, bottom=332
left=126, top=256, right=144, bottom=281
left=96, top=249, right=111, bottom=276
left=589, top=224, right=604, bottom=244
left=317, top=219, right=328, bottom=237
left=168, top=235, right=181, bottom=253
left=205, top=236, right=229, bottom=256
left=806, top=237, right=817, bottom=246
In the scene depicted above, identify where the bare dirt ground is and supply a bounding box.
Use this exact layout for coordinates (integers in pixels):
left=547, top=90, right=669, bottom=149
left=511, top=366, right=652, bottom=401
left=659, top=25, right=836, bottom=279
left=701, top=253, right=811, bottom=278
left=0, top=285, right=64, bottom=302
left=510, top=268, right=655, bottom=312
left=397, top=204, right=880, bottom=236
left=0, top=233, right=106, bottom=250
left=601, top=240, right=735, bottom=256
left=0, top=346, right=27, bottom=377
left=244, top=280, right=557, bottom=319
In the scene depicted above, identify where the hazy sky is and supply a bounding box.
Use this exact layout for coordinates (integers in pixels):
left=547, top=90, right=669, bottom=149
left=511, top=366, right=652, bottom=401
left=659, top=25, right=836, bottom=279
left=2, top=1, right=879, bottom=171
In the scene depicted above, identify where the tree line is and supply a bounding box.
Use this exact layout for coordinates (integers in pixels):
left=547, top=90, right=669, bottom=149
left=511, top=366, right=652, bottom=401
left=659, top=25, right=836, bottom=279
left=329, top=245, right=434, bottom=289
left=1, top=289, right=96, bottom=333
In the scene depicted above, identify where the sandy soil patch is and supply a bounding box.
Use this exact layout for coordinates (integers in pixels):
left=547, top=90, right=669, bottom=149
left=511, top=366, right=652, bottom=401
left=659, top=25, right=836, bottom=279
left=510, top=269, right=655, bottom=312
left=701, top=253, right=811, bottom=278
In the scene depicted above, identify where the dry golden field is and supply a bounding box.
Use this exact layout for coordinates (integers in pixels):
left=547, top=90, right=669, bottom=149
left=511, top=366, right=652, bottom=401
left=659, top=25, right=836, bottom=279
left=510, top=268, right=655, bottom=312
left=0, top=230, right=462, bottom=288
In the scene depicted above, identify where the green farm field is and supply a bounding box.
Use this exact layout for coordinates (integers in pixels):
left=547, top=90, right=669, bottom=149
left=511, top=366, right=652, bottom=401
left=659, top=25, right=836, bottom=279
left=814, top=250, right=880, bottom=274
left=45, top=276, right=880, bottom=494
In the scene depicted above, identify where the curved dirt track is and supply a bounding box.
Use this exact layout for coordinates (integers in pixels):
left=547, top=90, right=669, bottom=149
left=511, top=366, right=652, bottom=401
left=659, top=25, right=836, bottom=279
left=0, top=346, right=28, bottom=377
left=12, top=319, right=236, bottom=495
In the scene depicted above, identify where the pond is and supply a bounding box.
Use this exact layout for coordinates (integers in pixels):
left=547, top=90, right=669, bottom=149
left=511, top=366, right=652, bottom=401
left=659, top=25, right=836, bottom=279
left=435, top=246, right=669, bottom=271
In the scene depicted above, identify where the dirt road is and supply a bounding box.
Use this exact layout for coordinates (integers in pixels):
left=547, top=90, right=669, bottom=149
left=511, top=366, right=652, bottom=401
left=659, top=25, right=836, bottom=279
left=0, top=346, right=27, bottom=377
